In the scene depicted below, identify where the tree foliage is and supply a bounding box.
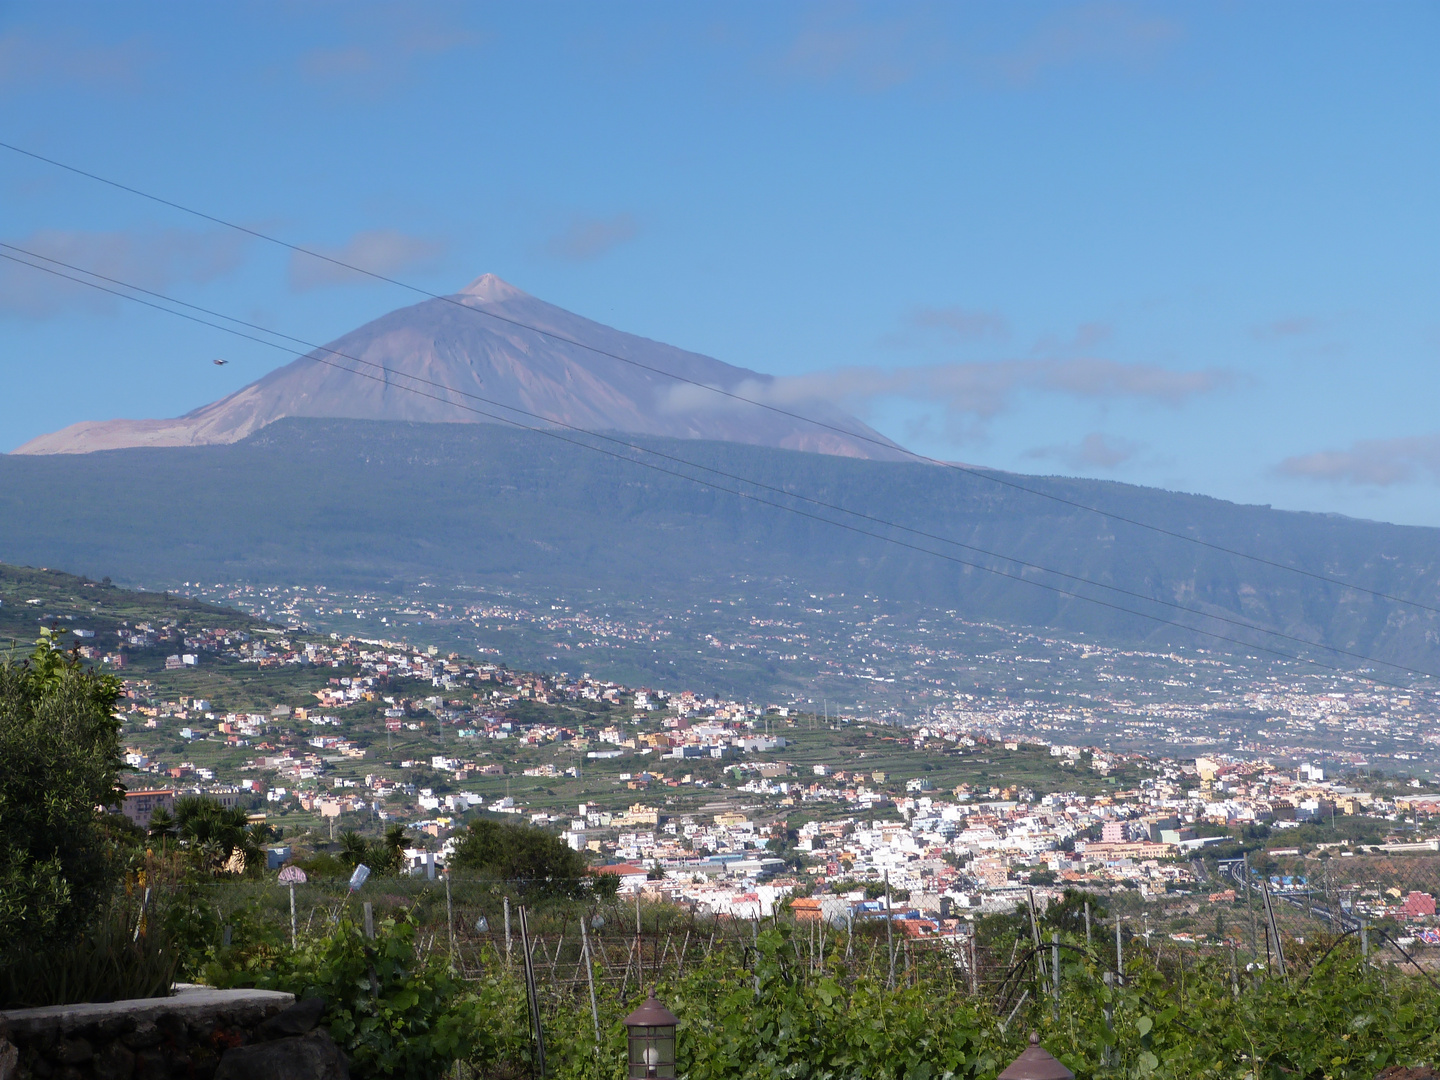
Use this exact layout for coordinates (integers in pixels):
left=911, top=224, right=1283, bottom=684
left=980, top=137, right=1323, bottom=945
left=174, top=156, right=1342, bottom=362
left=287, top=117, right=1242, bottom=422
left=336, top=825, right=411, bottom=877
left=173, top=796, right=273, bottom=877
left=448, top=817, right=589, bottom=896
left=0, top=629, right=125, bottom=951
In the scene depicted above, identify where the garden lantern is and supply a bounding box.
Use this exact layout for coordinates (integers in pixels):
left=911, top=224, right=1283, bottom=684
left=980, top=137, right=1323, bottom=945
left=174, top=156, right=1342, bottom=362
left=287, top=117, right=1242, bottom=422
left=997, top=1034, right=1073, bottom=1080
left=623, top=992, right=678, bottom=1080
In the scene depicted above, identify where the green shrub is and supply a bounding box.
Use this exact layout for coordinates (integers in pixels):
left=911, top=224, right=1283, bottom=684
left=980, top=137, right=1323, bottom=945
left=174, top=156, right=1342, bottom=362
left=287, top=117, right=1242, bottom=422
left=204, top=910, right=528, bottom=1079
left=0, top=630, right=126, bottom=953
left=0, top=897, right=178, bottom=1008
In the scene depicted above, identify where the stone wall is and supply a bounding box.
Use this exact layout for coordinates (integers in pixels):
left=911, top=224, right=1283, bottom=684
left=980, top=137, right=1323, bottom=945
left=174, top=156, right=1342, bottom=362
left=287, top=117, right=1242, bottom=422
left=0, top=986, right=347, bottom=1080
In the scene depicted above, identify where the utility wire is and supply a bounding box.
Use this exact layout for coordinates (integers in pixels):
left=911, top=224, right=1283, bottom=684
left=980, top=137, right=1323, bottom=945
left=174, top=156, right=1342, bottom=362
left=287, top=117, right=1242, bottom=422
left=3, top=138, right=1435, bottom=617
left=3, top=239, right=1434, bottom=683
left=1, top=248, right=1431, bottom=690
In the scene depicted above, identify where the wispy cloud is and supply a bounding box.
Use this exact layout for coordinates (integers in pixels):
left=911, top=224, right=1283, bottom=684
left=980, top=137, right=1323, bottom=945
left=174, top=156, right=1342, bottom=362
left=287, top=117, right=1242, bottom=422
left=906, top=305, right=1009, bottom=342
left=1251, top=316, right=1319, bottom=340
left=1276, top=435, right=1440, bottom=487
left=764, top=2, right=1182, bottom=95
left=288, top=229, right=446, bottom=291
left=992, top=2, right=1182, bottom=85
left=660, top=358, right=1230, bottom=441
left=0, top=228, right=247, bottom=318
left=772, top=7, right=945, bottom=92
left=1026, top=431, right=1142, bottom=470
left=0, top=29, right=148, bottom=91
left=298, top=8, right=482, bottom=94
left=546, top=214, right=640, bottom=262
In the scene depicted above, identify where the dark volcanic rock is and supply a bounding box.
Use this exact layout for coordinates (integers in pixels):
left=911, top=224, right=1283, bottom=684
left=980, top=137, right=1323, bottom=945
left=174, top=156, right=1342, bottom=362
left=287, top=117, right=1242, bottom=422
left=213, top=1030, right=348, bottom=1080
left=255, top=998, right=326, bottom=1041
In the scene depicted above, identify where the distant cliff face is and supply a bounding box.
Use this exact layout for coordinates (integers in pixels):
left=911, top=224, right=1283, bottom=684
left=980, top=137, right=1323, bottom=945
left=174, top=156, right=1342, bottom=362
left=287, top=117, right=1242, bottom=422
left=12, top=274, right=905, bottom=460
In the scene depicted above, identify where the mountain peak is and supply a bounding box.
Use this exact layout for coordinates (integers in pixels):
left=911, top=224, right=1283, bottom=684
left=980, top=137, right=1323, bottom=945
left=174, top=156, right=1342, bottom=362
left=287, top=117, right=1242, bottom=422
left=456, top=273, right=526, bottom=302
left=11, top=277, right=906, bottom=461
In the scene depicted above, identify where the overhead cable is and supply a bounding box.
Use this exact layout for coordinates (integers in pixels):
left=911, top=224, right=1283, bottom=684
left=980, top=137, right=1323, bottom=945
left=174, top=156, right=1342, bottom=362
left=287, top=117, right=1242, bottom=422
left=2, top=238, right=1431, bottom=681
left=1, top=246, right=1431, bottom=690
left=2, top=138, right=1435, bottom=617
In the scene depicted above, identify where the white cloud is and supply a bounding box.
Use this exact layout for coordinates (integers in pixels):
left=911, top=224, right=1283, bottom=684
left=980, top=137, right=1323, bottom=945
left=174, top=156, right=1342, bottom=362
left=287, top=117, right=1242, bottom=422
left=1026, top=432, right=1142, bottom=470
left=297, top=8, right=483, bottom=95
left=0, top=228, right=248, bottom=318
left=546, top=214, right=640, bottom=262
left=288, top=230, right=446, bottom=291
left=991, top=2, right=1182, bottom=85
left=906, top=305, right=1008, bottom=342
left=658, top=357, right=1230, bottom=445
left=764, top=2, right=1182, bottom=95
left=772, top=8, right=944, bottom=92
left=1277, top=436, right=1440, bottom=487
left=0, top=29, right=147, bottom=91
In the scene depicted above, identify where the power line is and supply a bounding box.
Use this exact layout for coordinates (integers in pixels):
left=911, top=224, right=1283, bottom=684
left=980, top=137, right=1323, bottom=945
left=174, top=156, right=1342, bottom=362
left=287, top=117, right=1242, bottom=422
left=2, top=138, right=1435, bottom=617
left=1, top=248, right=1431, bottom=690
left=4, top=239, right=1434, bottom=682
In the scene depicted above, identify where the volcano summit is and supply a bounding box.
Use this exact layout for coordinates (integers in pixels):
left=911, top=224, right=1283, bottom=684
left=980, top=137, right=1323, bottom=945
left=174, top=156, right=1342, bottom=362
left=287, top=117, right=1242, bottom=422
left=13, top=274, right=904, bottom=459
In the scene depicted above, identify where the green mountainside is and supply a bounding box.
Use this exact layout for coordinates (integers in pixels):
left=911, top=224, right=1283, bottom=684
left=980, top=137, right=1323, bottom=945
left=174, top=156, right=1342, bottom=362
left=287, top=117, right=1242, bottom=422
left=0, top=563, right=259, bottom=650
left=2, top=418, right=1437, bottom=670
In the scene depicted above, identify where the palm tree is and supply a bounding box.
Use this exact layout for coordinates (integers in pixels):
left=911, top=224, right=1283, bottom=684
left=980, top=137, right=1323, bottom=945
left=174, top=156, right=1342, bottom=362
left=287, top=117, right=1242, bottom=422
left=147, top=807, right=178, bottom=854
left=242, top=820, right=276, bottom=877
left=338, top=829, right=370, bottom=871
left=381, top=824, right=410, bottom=875
left=174, top=796, right=254, bottom=876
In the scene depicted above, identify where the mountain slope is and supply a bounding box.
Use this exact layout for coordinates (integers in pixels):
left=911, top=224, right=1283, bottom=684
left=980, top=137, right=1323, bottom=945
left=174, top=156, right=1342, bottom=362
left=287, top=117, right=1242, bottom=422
left=1, top=418, right=1436, bottom=673
left=12, top=275, right=904, bottom=460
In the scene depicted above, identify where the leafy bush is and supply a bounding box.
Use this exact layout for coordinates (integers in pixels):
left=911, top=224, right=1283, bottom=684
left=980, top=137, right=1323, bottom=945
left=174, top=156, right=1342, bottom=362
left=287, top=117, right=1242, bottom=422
left=205, top=910, right=529, bottom=1080
left=671, top=923, right=998, bottom=1080
left=337, top=825, right=411, bottom=877
left=0, top=629, right=126, bottom=952
left=0, top=896, right=178, bottom=1008
left=189, top=890, right=1440, bottom=1080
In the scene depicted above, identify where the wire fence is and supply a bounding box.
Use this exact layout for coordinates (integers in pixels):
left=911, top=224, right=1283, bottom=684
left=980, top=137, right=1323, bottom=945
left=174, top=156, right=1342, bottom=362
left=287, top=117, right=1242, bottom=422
left=193, top=854, right=1440, bottom=1019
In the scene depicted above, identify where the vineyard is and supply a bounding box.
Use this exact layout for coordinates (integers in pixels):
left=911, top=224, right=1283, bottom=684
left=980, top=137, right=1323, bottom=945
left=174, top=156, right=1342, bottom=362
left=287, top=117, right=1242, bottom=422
left=154, top=866, right=1440, bottom=1080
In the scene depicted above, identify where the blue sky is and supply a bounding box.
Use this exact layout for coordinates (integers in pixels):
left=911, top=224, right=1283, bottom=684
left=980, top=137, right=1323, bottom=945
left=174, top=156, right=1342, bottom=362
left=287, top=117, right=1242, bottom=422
left=2, top=2, right=1437, bottom=524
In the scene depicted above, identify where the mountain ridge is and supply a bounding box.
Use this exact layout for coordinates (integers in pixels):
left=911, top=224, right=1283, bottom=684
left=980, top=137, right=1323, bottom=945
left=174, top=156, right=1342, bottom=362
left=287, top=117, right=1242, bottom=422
left=12, top=274, right=907, bottom=460
left=2, top=417, right=1436, bottom=673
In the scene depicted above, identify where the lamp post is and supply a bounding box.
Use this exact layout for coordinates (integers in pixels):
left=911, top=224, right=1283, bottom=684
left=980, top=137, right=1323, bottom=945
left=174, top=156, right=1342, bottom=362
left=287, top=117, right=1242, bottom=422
left=997, top=1033, right=1074, bottom=1080
left=623, top=992, right=678, bottom=1080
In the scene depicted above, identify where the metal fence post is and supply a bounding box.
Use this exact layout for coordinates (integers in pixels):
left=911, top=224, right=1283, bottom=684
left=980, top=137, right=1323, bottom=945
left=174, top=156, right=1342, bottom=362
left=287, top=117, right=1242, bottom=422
left=1102, top=970, right=1115, bottom=1067
left=1115, top=917, right=1123, bottom=985
left=445, top=872, right=455, bottom=965
left=518, top=905, right=546, bottom=1079
left=1243, top=852, right=1259, bottom=961
left=579, top=915, right=601, bottom=1045
left=1051, top=931, right=1060, bottom=1021
left=885, top=871, right=896, bottom=990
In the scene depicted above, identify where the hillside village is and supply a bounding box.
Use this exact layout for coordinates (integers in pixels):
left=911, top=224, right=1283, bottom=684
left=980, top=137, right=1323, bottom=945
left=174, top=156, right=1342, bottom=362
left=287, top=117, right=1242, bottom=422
left=6, top=562, right=1433, bottom=945
left=99, top=618, right=1440, bottom=944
